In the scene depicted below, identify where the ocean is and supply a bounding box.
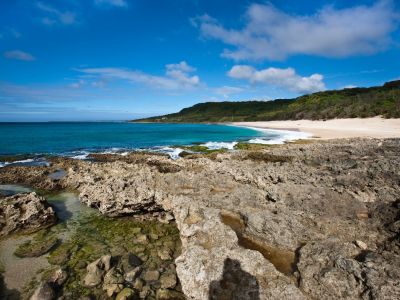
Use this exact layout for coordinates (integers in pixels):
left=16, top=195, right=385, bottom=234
left=0, top=122, right=309, bottom=164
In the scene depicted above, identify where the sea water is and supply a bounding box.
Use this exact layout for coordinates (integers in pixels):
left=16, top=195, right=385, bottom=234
left=0, top=122, right=309, bottom=163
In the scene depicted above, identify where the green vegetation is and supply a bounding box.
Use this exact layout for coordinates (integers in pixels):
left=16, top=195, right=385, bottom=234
left=233, top=142, right=274, bottom=151
left=132, top=80, right=400, bottom=123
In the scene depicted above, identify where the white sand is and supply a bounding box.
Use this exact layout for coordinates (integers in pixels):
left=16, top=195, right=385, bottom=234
left=233, top=117, right=400, bottom=140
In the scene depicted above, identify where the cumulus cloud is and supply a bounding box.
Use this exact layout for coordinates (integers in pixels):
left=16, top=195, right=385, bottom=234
left=94, top=0, right=127, bottom=7
left=78, top=61, right=200, bottom=90
left=194, top=1, right=399, bottom=61
left=37, top=2, right=78, bottom=26
left=215, top=86, right=243, bottom=98
left=4, top=50, right=36, bottom=61
left=228, top=65, right=326, bottom=94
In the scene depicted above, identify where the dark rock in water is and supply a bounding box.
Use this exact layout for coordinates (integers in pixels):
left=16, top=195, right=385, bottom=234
left=14, top=236, right=59, bottom=257
left=30, top=282, right=55, bottom=300
left=0, top=192, right=57, bottom=237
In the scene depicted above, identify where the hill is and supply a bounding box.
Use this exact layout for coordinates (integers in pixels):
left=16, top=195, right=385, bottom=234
left=132, top=80, right=400, bottom=123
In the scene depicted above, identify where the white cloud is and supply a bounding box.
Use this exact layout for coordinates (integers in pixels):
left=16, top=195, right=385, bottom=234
left=37, top=2, right=78, bottom=26
left=215, top=86, right=243, bottom=98
left=4, top=50, right=36, bottom=61
left=195, top=1, right=399, bottom=61
left=94, top=0, right=127, bottom=7
left=228, top=65, right=326, bottom=94
left=78, top=61, right=200, bottom=90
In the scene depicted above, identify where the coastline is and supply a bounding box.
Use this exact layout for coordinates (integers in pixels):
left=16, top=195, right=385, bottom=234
left=232, top=117, right=400, bottom=140
left=1, top=138, right=399, bottom=299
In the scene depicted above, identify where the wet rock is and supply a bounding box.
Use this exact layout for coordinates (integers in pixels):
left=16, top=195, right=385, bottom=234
left=48, top=268, right=68, bottom=286
left=157, top=248, right=172, bottom=260
left=159, top=273, right=177, bottom=289
left=101, top=254, right=112, bottom=271
left=134, top=234, right=149, bottom=245
left=0, top=192, right=57, bottom=237
left=83, top=259, right=105, bottom=287
left=116, top=288, right=135, bottom=300
left=133, top=278, right=145, bottom=290
left=156, top=289, right=185, bottom=300
left=143, top=270, right=160, bottom=282
left=30, top=282, right=55, bottom=300
left=124, top=267, right=142, bottom=283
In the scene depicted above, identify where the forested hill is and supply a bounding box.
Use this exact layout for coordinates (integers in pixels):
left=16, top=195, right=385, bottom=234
left=132, top=80, right=400, bottom=123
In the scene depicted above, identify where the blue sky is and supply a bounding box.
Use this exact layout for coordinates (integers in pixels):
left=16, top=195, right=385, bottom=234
left=0, top=0, right=399, bottom=121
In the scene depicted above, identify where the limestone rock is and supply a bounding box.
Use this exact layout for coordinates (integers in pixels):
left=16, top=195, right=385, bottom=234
left=0, top=192, right=56, bottom=237
left=83, top=259, right=104, bottom=287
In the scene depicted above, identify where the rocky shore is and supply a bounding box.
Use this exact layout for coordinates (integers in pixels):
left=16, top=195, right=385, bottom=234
left=1, top=138, right=399, bottom=299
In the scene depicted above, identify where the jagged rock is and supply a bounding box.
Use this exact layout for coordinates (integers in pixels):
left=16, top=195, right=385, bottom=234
left=11, top=138, right=399, bottom=300
left=0, top=192, right=56, bottom=237
left=83, top=259, right=105, bottom=287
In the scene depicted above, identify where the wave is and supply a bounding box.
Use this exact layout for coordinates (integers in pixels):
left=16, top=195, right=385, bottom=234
left=0, top=158, right=50, bottom=168
left=242, top=127, right=312, bottom=144
left=201, top=141, right=238, bottom=150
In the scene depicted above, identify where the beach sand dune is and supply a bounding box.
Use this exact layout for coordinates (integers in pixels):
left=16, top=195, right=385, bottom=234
left=233, top=117, right=400, bottom=139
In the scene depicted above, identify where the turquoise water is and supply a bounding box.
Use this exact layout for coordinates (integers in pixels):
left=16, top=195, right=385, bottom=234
left=0, top=122, right=267, bottom=157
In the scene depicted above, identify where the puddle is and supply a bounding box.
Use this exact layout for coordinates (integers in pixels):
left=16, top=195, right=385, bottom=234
left=0, top=184, right=33, bottom=197
left=220, top=211, right=296, bottom=275
left=0, top=184, right=183, bottom=299
left=48, top=169, right=67, bottom=180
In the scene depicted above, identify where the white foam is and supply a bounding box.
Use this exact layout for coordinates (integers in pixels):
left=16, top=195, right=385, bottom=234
left=201, top=141, right=238, bottom=150
left=243, top=127, right=313, bottom=144
left=155, top=147, right=184, bottom=160
left=69, top=152, right=90, bottom=160
left=0, top=158, right=38, bottom=168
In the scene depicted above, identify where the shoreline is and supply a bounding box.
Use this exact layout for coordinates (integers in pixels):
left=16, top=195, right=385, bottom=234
left=1, top=138, right=399, bottom=299
left=232, top=117, right=400, bottom=140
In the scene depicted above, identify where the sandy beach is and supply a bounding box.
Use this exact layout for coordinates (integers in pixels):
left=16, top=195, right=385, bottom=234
left=233, top=117, right=400, bottom=139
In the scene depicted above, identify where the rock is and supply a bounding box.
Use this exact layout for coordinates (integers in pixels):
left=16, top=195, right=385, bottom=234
left=157, top=248, right=172, bottom=260
left=160, top=273, right=177, bottom=289
left=0, top=192, right=57, bottom=237
left=103, top=267, right=124, bottom=285
left=30, top=282, right=55, bottom=300
left=124, top=267, right=142, bottom=283
left=83, top=259, right=104, bottom=287
left=156, top=289, right=185, bottom=300
left=139, top=285, right=151, bottom=299
left=143, top=270, right=160, bottom=282
left=133, top=278, right=145, bottom=290
left=48, top=268, right=68, bottom=287
left=104, top=283, right=122, bottom=297
left=355, top=240, right=368, bottom=250
left=46, top=138, right=400, bottom=299
left=134, top=234, right=149, bottom=245
left=101, top=254, right=112, bottom=271
left=120, top=253, right=143, bottom=272
left=116, top=288, right=135, bottom=300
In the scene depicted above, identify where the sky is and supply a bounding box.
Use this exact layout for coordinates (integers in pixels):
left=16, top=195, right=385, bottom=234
left=0, top=0, right=399, bottom=121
